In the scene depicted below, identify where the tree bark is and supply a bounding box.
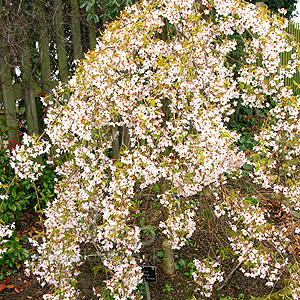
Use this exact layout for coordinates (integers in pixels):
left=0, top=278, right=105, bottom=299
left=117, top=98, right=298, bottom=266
left=160, top=178, right=175, bottom=275
left=162, top=239, right=175, bottom=275
left=21, top=39, right=39, bottom=135
left=112, top=126, right=120, bottom=159
left=0, top=48, right=19, bottom=142
left=88, top=6, right=97, bottom=51
left=38, top=3, right=53, bottom=96
left=70, top=0, right=83, bottom=60
left=53, top=0, right=69, bottom=83
left=159, top=19, right=175, bottom=275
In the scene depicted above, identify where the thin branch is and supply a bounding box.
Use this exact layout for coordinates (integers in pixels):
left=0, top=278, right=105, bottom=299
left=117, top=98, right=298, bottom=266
left=217, top=258, right=245, bottom=290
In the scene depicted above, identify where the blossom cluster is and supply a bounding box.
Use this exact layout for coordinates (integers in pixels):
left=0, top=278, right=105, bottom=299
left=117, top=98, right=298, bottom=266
left=251, top=95, right=300, bottom=212
left=10, top=133, right=51, bottom=180
left=192, top=259, right=224, bottom=297
left=10, top=0, right=300, bottom=298
left=0, top=222, right=14, bottom=258
left=290, top=265, right=300, bottom=300
left=159, top=208, right=196, bottom=249
left=215, top=192, right=289, bottom=287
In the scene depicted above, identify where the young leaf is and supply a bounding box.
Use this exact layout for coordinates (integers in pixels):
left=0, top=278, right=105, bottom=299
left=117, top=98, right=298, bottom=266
left=6, top=284, right=14, bottom=289
left=0, top=284, right=6, bottom=291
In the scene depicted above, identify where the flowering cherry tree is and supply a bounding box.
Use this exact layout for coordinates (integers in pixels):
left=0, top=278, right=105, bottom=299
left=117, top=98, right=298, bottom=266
left=10, top=0, right=300, bottom=299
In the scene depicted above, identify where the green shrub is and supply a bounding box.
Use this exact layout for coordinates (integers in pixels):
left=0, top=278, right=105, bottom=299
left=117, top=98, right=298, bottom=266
left=0, top=133, right=56, bottom=273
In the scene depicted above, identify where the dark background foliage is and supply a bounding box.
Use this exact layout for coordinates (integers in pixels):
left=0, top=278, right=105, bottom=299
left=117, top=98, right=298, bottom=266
left=246, top=0, right=298, bottom=18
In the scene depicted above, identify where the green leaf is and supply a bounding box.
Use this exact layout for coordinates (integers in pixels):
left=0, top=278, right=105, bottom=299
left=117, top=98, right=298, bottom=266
left=87, top=11, right=94, bottom=22
left=3, top=214, right=8, bottom=223
left=93, top=14, right=99, bottom=23
left=6, top=248, right=14, bottom=254
left=11, top=203, right=17, bottom=212
left=0, top=175, right=7, bottom=182
left=11, top=186, right=17, bottom=199
left=116, top=161, right=123, bottom=167
left=20, top=248, right=29, bottom=255
left=113, top=0, right=121, bottom=7
left=178, top=259, right=186, bottom=266
left=16, top=202, right=22, bottom=211
left=1, top=201, right=6, bottom=211
left=86, top=1, right=94, bottom=12
left=19, top=107, right=25, bottom=115
left=80, top=1, right=87, bottom=9
left=125, top=0, right=134, bottom=5
left=25, top=184, right=32, bottom=190
left=242, top=163, right=252, bottom=170
left=241, top=170, right=249, bottom=177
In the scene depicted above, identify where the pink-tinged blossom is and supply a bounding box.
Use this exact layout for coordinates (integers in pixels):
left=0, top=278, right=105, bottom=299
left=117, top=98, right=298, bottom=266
left=11, top=134, right=51, bottom=180
left=192, top=259, right=224, bottom=297
left=214, top=192, right=289, bottom=289
left=11, top=0, right=300, bottom=298
left=0, top=223, right=15, bottom=259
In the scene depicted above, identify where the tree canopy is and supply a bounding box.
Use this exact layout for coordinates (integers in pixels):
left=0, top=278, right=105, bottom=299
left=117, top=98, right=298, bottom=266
left=8, top=0, right=300, bottom=299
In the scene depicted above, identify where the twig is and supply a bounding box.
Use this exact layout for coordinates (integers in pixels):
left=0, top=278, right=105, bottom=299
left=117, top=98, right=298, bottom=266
left=217, top=258, right=245, bottom=290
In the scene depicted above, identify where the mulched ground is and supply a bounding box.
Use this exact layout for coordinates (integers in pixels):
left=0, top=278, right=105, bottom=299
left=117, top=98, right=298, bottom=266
left=0, top=177, right=299, bottom=300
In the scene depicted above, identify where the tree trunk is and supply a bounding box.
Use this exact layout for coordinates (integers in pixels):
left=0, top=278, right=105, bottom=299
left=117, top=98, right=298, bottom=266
left=112, top=126, right=120, bottom=159
left=53, top=0, right=69, bottom=83
left=21, top=39, right=39, bottom=135
left=160, top=19, right=175, bottom=275
left=162, top=239, right=175, bottom=275
left=70, top=0, right=83, bottom=60
left=88, top=7, right=97, bottom=51
left=0, top=48, right=19, bottom=142
left=160, top=178, right=175, bottom=275
left=38, top=3, right=53, bottom=96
